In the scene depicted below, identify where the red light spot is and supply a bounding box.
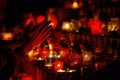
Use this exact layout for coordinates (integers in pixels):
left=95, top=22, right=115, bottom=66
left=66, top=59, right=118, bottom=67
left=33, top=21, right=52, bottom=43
left=79, top=1, right=83, bottom=8
left=36, top=15, right=46, bottom=25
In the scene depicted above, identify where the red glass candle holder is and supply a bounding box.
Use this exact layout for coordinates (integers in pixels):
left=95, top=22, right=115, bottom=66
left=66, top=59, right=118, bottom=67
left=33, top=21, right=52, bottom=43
left=54, top=61, right=64, bottom=71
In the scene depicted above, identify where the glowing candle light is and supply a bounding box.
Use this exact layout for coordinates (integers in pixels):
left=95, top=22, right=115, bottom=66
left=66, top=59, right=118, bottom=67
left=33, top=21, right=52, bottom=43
left=1, top=32, right=14, bottom=40
left=48, top=43, right=54, bottom=51
left=72, top=1, right=79, bottom=9
left=88, top=18, right=102, bottom=35
left=54, top=61, right=64, bottom=71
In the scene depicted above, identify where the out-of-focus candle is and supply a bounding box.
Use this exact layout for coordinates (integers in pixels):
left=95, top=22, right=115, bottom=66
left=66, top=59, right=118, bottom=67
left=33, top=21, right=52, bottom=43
left=82, top=51, right=93, bottom=62
left=40, top=48, right=49, bottom=59
left=54, top=61, right=64, bottom=71
left=88, top=18, right=102, bottom=35
left=72, top=1, right=79, bottom=9
left=62, top=22, right=71, bottom=31
left=0, top=32, right=14, bottom=40
left=59, top=48, right=70, bottom=57
left=48, top=43, right=54, bottom=51
left=57, top=69, right=65, bottom=72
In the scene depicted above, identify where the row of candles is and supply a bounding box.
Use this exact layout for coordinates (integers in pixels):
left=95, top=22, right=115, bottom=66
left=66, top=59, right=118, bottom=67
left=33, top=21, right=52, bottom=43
left=62, top=17, right=120, bottom=36
left=28, top=38, right=118, bottom=74
left=27, top=39, right=94, bottom=73
left=0, top=17, right=119, bottom=41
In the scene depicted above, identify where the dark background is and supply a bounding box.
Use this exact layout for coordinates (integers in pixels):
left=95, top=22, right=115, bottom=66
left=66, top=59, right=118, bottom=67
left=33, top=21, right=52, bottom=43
left=2, top=0, right=120, bottom=28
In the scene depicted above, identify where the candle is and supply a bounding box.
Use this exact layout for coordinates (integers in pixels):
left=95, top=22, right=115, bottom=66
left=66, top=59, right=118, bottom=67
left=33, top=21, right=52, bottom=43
left=54, top=61, right=64, bottom=71
left=83, top=51, right=93, bottom=61
left=57, top=69, right=65, bottom=72
left=88, top=18, right=102, bottom=35
left=0, top=32, right=14, bottom=40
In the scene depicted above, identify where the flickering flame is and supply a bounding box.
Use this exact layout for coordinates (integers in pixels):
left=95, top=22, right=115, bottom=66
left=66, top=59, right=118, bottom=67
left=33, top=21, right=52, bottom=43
left=85, top=54, right=89, bottom=58
left=62, top=22, right=71, bottom=31
left=57, top=64, right=61, bottom=67
left=1, top=32, right=14, bottom=40
left=72, top=1, right=79, bottom=9
left=54, top=61, right=64, bottom=71
left=49, top=43, right=53, bottom=50
left=38, top=57, right=44, bottom=60
left=28, top=50, right=34, bottom=59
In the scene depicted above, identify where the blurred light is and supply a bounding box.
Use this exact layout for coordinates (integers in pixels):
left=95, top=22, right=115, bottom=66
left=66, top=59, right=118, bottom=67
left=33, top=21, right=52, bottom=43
left=36, top=15, right=45, bottom=25
left=49, top=43, right=54, bottom=51
left=62, top=22, right=71, bottom=31
left=54, top=61, right=64, bottom=71
left=0, top=32, right=14, bottom=40
left=27, top=50, right=34, bottom=60
left=65, top=1, right=83, bottom=9
left=72, top=1, right=79, bottom=9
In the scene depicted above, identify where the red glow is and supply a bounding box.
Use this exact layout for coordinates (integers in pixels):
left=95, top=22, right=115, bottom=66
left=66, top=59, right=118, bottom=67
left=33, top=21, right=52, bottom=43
left=78, top=1, right=83, bottom=8
left=95, top=62, right=106, bottom=71
left=40, top=49, right=49, bottom=59
left=35, top=15, right=46, bottom=25
left=88, top=19, right=102, bottom=35
left=50, top=15, right=58, bottom=29
left=54, top=61, right=64, bottom=71
left=23, top=77, right=33, bottom=80
left=69, top=54, right=83, bottom=67
left=65, top=1, right=72, bottom=8
left=25, top=17, right=34, bottom=27
left=36, top=47, right=40, bottom=52
left=59, top=48, right=70, bottom=57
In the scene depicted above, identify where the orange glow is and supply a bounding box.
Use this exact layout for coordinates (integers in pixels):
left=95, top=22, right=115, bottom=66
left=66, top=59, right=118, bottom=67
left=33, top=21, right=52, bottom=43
left=48, top=43, right=54, bottom=51
left=65, top=1, right=83, bottom=9
left=27, top=50, right=34, bottom=61
left=0, top=32, right=14, bottom=40
left=72, top=1, right=79, bottom=9
left=59, top=48, right=70, bottom=57
left=62, top=22, right=71, bottom=31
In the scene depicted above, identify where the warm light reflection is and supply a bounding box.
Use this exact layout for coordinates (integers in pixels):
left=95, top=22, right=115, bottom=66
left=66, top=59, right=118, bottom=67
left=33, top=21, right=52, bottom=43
left=66, top=69, right=76, bottom=73
left=45, top=63, right=53, bottom=67
left=0, top=32, right=14, bottom=40
left=49, top=43, right=54, bottom=51
left=57, top=69, right=65, bottom=72
left=48, top=51, right=54, bottom=58
left=82, top=51, right=93, bottom=61
left=62, top=22, right=71, bottom=31
left=28, top=50, right=34, bottom=59
left=37, top=57, right=44, bottom=60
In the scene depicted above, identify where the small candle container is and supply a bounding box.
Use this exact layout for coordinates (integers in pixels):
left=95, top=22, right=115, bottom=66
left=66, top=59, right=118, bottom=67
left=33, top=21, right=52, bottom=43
left=54, top=61, right=64, bottom=71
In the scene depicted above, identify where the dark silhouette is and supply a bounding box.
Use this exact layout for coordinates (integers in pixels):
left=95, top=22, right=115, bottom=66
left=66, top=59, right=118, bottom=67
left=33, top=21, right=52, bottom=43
left=0, top=47, right=17, bottom=80
left=0, top=19, right=52, bottom=79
